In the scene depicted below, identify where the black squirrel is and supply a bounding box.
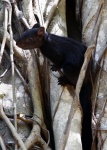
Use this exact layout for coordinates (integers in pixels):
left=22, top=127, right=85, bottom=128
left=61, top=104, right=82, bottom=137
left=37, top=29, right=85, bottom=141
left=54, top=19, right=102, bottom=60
left=16, top=23, right=92, bottom=150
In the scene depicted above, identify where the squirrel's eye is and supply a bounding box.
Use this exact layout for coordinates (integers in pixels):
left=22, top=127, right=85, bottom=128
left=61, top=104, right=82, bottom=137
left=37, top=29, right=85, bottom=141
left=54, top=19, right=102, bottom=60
left=28, top=38, right=33, bottom=42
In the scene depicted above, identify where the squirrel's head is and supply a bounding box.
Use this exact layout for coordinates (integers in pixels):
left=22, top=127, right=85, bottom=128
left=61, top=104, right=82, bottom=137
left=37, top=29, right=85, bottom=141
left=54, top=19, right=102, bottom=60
left=16, top=23, right=45, bottom=49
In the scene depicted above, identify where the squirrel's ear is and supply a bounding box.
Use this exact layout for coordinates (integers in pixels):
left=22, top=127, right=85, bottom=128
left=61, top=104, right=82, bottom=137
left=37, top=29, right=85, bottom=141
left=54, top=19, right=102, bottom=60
left=32, top=23, right=40, bottom=29
left=37, top=27, right=45, bottom=39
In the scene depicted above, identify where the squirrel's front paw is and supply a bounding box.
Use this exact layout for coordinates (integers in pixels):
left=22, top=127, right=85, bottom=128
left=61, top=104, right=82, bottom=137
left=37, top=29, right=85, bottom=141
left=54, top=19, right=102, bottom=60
left=50, top=64, right=60, bottom=71
left=58, top=76, right=69, bottom=86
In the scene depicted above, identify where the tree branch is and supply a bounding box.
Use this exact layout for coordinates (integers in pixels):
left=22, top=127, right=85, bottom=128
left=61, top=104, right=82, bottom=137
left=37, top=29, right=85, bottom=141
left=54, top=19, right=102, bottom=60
left=0, top=98, right=26, bottom=150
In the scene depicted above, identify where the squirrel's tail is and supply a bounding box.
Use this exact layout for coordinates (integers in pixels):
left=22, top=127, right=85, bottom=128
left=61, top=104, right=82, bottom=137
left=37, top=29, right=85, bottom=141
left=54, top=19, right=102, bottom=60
left=80, top=83, right=92, bottom=150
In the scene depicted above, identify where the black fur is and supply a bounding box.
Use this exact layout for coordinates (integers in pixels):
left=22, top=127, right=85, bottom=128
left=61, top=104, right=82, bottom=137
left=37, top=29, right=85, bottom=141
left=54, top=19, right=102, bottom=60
left=16, top=25, right=92, bottom=150
left=41, top=33, right=92, bottom=150
left=40, top=33, right=86, bottom=86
